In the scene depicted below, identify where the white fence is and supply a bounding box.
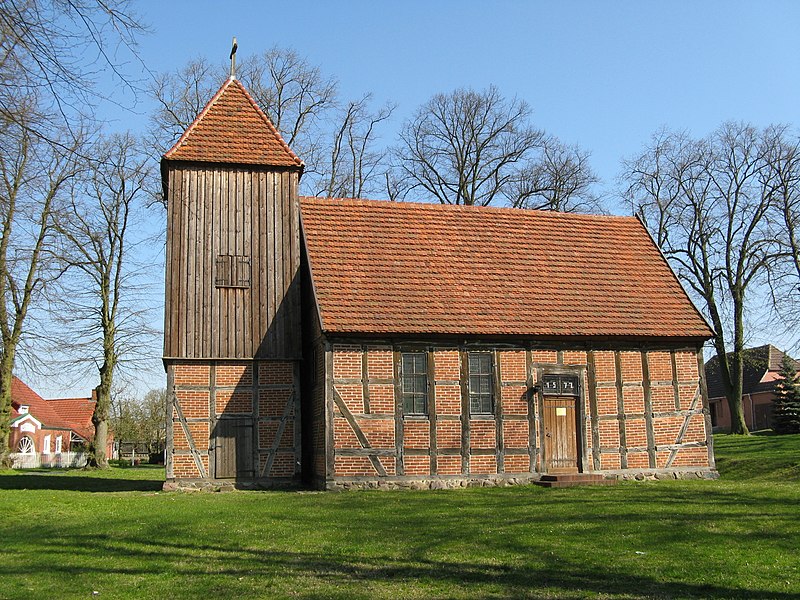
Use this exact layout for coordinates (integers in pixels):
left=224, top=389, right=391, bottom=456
left=10, top=452, right=88, bottom=469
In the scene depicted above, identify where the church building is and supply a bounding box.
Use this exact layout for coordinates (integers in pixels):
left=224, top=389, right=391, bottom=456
left=161, top=76, right=717, bottom=490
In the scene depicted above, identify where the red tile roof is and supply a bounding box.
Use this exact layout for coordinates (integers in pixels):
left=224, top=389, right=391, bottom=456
left=163, top=78, right=303, bottom=168
left=299, top=198, right=714, bottom=339
left=11, top=378, right=68, bottom=430
left=47, top=397, right=96, bottom=440
left=11, top=377, right=96, bottom=439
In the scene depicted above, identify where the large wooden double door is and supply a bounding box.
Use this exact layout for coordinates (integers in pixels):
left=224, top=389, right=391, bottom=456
left=542, top=395, right=580, bottom=474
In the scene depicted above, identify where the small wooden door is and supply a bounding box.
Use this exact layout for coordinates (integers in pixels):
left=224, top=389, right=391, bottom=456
left=542, top=396, right=580, bottom=473
left=214, top=418, right=254, bottom=479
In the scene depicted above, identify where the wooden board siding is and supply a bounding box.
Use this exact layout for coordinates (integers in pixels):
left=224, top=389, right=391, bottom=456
left=323, top=342, right=715, bottom=486
left=214, top=417, right=254, bottom=479
left=164, top=164, right=301, bottom=360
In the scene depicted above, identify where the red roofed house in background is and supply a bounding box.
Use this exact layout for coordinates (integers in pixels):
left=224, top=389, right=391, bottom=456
left=161, top=75, right=717, bottom=490
left=9, top=377, right=111, bottom=468
left=705, top=345, right=799, bottom=432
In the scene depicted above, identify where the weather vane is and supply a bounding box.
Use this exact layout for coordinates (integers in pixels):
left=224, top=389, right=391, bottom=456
left=230, top=36, right=238, bottom=79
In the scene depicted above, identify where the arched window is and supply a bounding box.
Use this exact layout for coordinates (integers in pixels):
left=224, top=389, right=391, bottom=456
left=17, top=436, right=35, bottom=454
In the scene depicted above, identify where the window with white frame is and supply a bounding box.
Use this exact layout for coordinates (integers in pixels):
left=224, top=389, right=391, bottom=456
left=55, top=435, right=62, bottom=454
left=42, top=434, right=51, bottom=455
left=17, top=436, right=34, bottom=454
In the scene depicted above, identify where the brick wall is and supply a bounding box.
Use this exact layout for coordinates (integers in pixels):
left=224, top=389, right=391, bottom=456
left=167, top=359, right=300, bottom=482
left=326, top=343, right=712, bottom=485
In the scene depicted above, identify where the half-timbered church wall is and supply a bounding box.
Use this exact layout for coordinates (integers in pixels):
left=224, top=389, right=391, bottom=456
left=309, top=341, right=713, bottom=490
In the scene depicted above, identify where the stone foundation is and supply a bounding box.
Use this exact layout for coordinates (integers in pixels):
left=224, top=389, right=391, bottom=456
left=162, top=466, right=719, bottom=492
left=163, top=478, right=300, bottom=492
left=611, top=467, right=719, bottom=481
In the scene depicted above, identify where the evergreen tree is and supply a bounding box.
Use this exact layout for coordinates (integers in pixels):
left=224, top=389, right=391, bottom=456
left=773, top=355, right=800, bottom=434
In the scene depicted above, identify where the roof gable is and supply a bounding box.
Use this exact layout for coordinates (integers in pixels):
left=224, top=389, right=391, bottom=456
left=300, top=198, right=713, bottom=339
left=163, top=78, right=303, bottom=168
left=11, top=377, right=96, bottom=437
left=11, top=377, right=66, bottom=429
left=11, top=413, right=42, bottom=429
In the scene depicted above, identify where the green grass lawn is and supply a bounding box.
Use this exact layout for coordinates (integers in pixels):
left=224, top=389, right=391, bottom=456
left=1, top=436, right=798, bottom=599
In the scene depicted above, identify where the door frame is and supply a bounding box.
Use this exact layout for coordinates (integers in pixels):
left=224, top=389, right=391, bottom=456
left=536, top=366, right=589, bottom=474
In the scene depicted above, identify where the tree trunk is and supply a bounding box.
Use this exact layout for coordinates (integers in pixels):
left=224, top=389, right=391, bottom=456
left=89, top=353, right=114, bottom=469
left=727, top=301, right=750, bottom=435
left=710, top=335, right=749, bottom=435
left=92, top=417, right=109, bottom=468
left=727, top=392, right=749, bottom=434
left=0, top=348, right=16, bottom=467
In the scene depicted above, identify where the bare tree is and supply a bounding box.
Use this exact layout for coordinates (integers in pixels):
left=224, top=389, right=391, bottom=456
left=762, top=128, right=800, bottom=328
left=623, top=123, right=790, bottom=434
left=396, top=86, right=544, bottom=206
left=508, top=137, right=603, bottom=213
left=0, top=0, right=145, bottom=144
left=149, top=49, right=394, bottom=200
left=51, top=133, right=154, bottom=468
left=504, top=136, right=603, bottom=213
left=149, top=50, right=337, bottom=156
left=314, top=94, right=396, bottom=199
left=238, top=48, right=338, bottom=155
left=0, top=112, right=82, bottom=465
left=147, top=58, right=221, bottom=157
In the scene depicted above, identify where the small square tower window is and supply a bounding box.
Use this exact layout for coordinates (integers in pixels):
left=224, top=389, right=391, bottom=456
left=215, top=255, right=251, bottom=288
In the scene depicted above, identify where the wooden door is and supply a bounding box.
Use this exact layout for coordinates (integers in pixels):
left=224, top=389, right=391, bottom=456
left=214, top=418, right=254, bottom=479
left=542, top=396, right=580, bottom=473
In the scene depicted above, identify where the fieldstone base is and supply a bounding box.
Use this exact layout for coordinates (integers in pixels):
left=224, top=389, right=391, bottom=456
left=162, top=478, right=300, bottom=492
left=163, top=468, right=719, bottom=492
left=326, top=474, right=540, bottom=491
left=324, top=468, right=719, bottom=491
left=609, top=468, right=719, bottom=481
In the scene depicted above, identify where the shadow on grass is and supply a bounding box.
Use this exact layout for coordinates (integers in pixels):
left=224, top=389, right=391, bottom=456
left=0, top=471, right=163, bottom=492
left=8, top=531, right=796, bottom=600
left=1, top=480, right=798, bottom=598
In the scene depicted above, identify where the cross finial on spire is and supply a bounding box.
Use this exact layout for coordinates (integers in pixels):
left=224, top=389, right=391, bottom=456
left=229, top=36, right=238, bottom=79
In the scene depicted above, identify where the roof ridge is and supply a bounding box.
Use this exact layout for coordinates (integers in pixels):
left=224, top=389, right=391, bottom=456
left=48, top=397, right=94, bottom=403
left=299, top=196, right=639, bottom=222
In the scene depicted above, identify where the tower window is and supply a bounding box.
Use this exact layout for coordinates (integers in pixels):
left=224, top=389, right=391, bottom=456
left=215, top=255, right=251, bottom=288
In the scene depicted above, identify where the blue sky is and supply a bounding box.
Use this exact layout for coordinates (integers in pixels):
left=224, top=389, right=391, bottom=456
left=34, top=1, right=800, bottom=397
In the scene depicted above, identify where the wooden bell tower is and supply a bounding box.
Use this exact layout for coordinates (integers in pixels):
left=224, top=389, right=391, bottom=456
left=161, top=72, right=304, bottom=488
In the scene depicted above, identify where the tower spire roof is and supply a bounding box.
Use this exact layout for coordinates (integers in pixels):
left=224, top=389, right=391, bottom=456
left=163, top=78, right=303, bottom=168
